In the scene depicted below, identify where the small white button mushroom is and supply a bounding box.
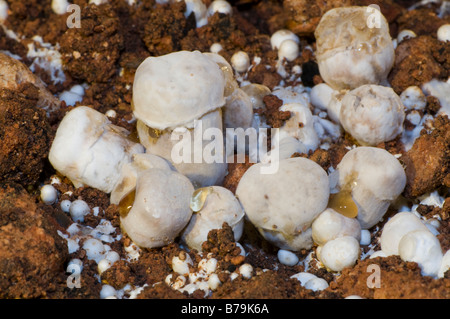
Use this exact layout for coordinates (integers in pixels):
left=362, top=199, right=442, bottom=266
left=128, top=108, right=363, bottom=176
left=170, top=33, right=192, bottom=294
left=380, top=212, right=430, bottom=256
left=209, top=42, right=223, bottom=54
left=40, top=184, right=58, bottom=205
left=270, top=29, right=300, bottom=51
left=304, top=277, right=329, bottom=291
left=236, top=157, right=330, bottom=251
left=60, top=199, right=71, bottom=213
left=315, top=6, right=394, bottom=90
left=231, top=51, right=250, bottom=73
left=184, top=0, right=208, bottom=28
left=398, top=230, right=443, bottom=277
left=51, top=0, right=70, bottom=15
left=319, top=236, right=360, bottom=272
left=69, top=199, right=90, bottom=223
left=438, top=250, right=450, bottom=278
left=89, top=0, right=108, bottom=5
left=49, top=106, right=144, bottom=194
left=207, top=0, right=232, bottom=17
left=172, top=253, right=194, bottom=275
left=277, top=250, right=299, bottom=266
left=105, top=109, right=117, bottom=118
left=311, top=208, right=361, bottom=246
left=0, top=0, right=8, bottom=22
left=278, top=39, right=299, bottom=62
left=360, top=229, right=371, bottom=246
left=340, top=84, right=405, bottom=146
left=437, top=24, right=450, bottom=42
left=331, top=147, right=406, bottom=229
left=208, top=273, right=221, bottom=291
left=397, top=29, right=416, bottom=43
left=181, top=186, right=245, bottom=252
left=309, top=83, right=336, bottom=111
left=120, top=168, right=194, bottom=249
left=100, top=285, right=117, bottom=299
left=98, top=259, right=113, bottom=275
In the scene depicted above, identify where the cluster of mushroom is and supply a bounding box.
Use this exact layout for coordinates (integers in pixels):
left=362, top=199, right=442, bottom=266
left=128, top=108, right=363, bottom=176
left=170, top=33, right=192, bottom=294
left=49, top=50, right=251, bottom=251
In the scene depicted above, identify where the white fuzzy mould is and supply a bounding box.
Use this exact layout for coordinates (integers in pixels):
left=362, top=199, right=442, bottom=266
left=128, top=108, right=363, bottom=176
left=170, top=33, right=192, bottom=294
left=49, top=106, right=144, bottom=193
left=181, top=186, right=245, bottom=251
left=315, top=6, right=394, bottom=90
left=110, top=153, right=173, bottom=205
left=40, top=184, right=58, bottom=205
left=172, top=253, right=193, bottom=275
left=208, top=273, right=221, bottom=290
left=83, top=238, right=106, bottom=263
left=210, top=42, right=223, bottom=54
left=437, top=24, right=450, bottom=42
left=69, top=200, right=90, bottom=223
left=270, top=29, right=299, bottom=50
left=400, top=86, right=426, bottom=110
left=278, top=40, right=299, bottom=62
left=59, top=85, right=85, bottom=106
left=319, top=236, right=360, bottom=272
left=239, top=263, right=253, bottom=279
left=52, top=0, right=70, bottom=15
left=439, top=250, right=450, bottom=278
left=422, top=79, right=450, bottom=116
left=399, top=230, right=443, bottom=277
left=277, top=250, right=299, bottom=266
left=333, top=147, right=406, bottom=229
left=309, top=83, right=335, bottom=111
left=380, top=212, right=430, bottom=256
left=231, top=51, right=250, bottom=73
left=304, top=277, right=329, bottom=291
left=397, top=30, right=417, bottom=43
left=60, top=200, right=71, bottom=213
left=207, top=0, right=232, bottom=17
left=184, top=0, right=208, bottom=27
left=0, top=0, right=8, bottom=21
left=133, top=51, right=225, bottom=130
left=340, top=84, right=405, bottom=146
left=311, top=208, right=361, bottom=246
left=236, top=157, right=330, bottom=251
left=120, top=168, right=194, bottom=248
left=277, top=102, right=319, bottom=152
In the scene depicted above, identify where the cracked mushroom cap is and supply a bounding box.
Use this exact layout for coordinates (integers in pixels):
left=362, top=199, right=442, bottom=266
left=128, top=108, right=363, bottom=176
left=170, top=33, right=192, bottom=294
left=236, top=157, right=330, bottom=251
left=132, top=50, right=226, bottom=130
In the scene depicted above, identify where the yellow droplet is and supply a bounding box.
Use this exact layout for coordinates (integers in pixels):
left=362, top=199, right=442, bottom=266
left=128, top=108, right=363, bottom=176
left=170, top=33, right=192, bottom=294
left=118, top=189, right=136, bottom=218
left=328, top=189, right=358, bottom=218
left=190, top=187, right=213, bottom=212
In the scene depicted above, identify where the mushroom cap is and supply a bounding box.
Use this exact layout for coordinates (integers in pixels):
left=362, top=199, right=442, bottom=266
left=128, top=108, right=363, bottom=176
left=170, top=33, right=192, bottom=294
left=236, top=157, right=330, bottom=251
left=120, top=168, right=194, bottom=248
left=132, top=51, right=226, bottom=130
left=314, top=6, right=394, bottom=90
left=340, top=84, right=405, bottom=146
left=181, top=186, right=245, bottom=251
left=312, top=208, right=361, bottom=246
left=49, top=106, right=144, bottom=193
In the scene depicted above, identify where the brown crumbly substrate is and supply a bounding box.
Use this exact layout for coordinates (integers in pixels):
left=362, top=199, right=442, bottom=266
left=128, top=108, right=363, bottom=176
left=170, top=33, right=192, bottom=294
left=0, top=0, right=449, bottom=300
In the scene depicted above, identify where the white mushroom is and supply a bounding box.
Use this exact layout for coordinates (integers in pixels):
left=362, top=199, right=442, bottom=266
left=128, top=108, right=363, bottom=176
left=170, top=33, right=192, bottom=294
left=119, top=168, right=194, bottom=248
left=236, top=157, right=330, bottom=251
left=438, top=250, right=450, bottom=278
left=311, top=208, right=361, bottom=246
left=181, top=186, right=245, bottom=251
left=318, top=236, right=361, bottom=272
left=380, top=212, right=431, bottom=256
left=329, top=147, right=406, bottom=229
left=132, top=51, right=228, bottom=188
left=49, top=106, right=145, bottom=193
left=398, top=230, right=443, bottom=277
left=314, top=6, right=395, bottom=90
left=339, top=84, right=405, bottom=146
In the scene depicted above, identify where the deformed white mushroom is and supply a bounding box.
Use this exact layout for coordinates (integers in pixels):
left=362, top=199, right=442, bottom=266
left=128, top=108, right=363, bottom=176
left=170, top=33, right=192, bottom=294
left=236, top=157, right=330, bottom=251
left=340, top=84, right=405, bottom=146
left=119, top=168, right=194, bottom=248
left=314, top=6, right=395, bottom=90
left=49, top=106, right=144, bottom=193
left=181, top=186, right=245, bottom=251
left=329, top=147, right=406, bottom=229
left=311, top=208, right=361, bottom=246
